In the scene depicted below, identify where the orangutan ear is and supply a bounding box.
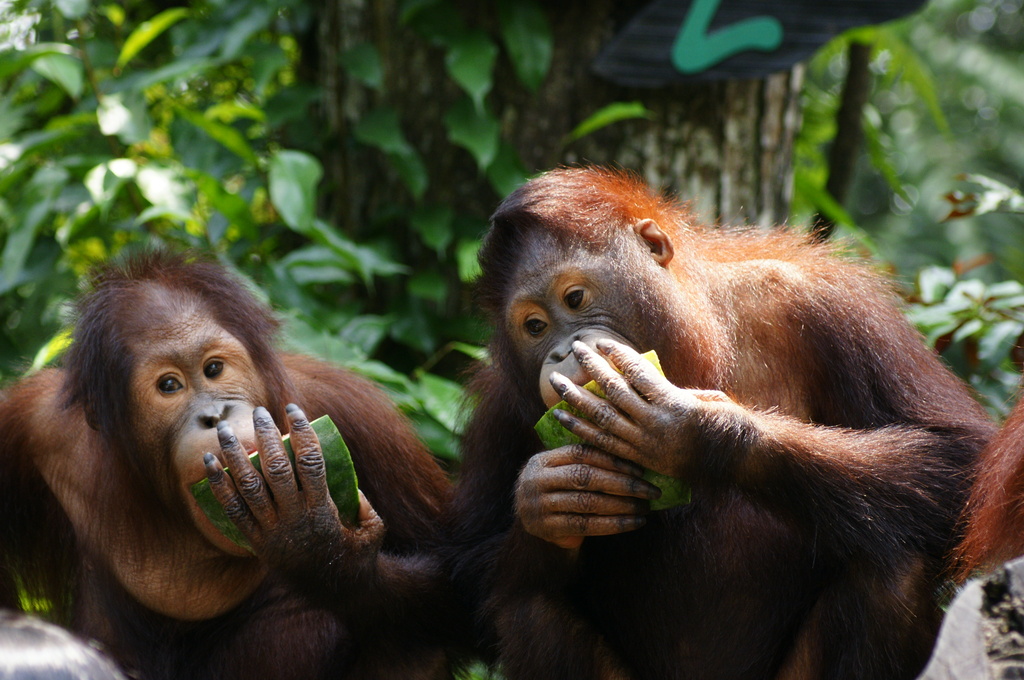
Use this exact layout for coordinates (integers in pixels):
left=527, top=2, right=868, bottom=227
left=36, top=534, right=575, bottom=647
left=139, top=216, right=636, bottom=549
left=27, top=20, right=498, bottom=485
left=635, top=219, right=674, bottom=267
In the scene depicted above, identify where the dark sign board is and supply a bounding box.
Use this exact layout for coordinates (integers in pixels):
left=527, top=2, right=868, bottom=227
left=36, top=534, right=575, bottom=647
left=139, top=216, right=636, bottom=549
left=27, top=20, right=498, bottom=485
left=593, top=0, right=929, bottom=86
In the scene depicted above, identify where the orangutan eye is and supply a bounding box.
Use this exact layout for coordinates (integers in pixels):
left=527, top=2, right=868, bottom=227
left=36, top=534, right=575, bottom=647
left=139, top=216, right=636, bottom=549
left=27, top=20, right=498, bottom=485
left=204, top=361, right=224, bottom=378
left=525, top=318, right=548, bottom=336
left=158, top=376, right=183, bottom=393
left=565, top=289, right=585, bottom=309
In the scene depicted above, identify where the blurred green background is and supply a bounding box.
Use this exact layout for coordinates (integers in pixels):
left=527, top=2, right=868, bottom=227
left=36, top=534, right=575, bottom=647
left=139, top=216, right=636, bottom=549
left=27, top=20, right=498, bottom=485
left=1, top=0, right=1022, bottom=466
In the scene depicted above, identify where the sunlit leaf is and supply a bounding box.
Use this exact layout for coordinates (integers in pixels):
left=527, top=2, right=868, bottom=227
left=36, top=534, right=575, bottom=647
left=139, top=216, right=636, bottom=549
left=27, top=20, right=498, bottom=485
left=269, top=150, right=323, bottom=232
left=0, top=43, right=73, bottom=81
left=952, top=317, right=984, bottom=343
left=456, top=237, right=481, bottom=283
left=30, top=53, right=83, bottom=99
left=792, top=174, right=856, bottom=228
left=497, top=0, right=551, bottom=92
left=117, top=8, right=189, bottom=69
left=97, top=91, right=151, bottom=144
left=917, top=266, right=956, bottom=304
left=978, top=320, right=1024, bottom=371
left=30, top=327, right=72, bottom=371
left=566, top=102, right=653, bottom=143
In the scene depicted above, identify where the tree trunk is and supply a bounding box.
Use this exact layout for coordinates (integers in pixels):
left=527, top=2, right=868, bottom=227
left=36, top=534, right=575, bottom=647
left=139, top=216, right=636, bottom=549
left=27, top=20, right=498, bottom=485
left=315, top=0, right=803, bottom=232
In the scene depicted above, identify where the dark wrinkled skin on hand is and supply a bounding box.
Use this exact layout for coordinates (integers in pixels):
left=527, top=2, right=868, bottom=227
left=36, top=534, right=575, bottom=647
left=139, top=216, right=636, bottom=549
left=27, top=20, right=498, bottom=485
left=550, top=340, right=742, bottom=480
left=514, top=443, right=660, bottom=550
left=205, top=404, right=384, bottom=586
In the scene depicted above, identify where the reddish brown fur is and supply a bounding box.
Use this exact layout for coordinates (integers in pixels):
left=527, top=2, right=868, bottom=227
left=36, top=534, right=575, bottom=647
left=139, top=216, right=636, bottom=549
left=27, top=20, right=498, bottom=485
left=447, top=167, right=996, bottom=680
left=0, top=251, right=464, bottom=679
left=957, top=396, right=1024, bottom=576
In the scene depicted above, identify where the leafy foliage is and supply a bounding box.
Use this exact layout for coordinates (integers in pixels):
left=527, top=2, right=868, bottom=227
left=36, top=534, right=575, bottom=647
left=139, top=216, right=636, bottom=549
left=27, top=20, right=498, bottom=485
left=0, top=0, right=521, bottom=460
left=907, top=265, right=1024, bottom=415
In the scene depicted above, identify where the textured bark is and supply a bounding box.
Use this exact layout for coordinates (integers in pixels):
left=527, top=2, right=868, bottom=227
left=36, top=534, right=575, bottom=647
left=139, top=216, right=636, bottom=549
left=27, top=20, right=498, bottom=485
left=316, top=1, right=803, bottom=233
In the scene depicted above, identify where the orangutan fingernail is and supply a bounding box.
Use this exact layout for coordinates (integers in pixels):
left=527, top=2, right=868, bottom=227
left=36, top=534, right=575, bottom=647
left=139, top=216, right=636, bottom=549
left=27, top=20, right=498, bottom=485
left=596, top=339, right=614, bottom=353
left=553, top=408, right=575, bottom=426
left=286, top=403, right=300, bottom=414
left=550, top=373, right=569, bottom=395
left=253, top=406, right=270, bottom=421
left=217, top=421, right=234, bottom=443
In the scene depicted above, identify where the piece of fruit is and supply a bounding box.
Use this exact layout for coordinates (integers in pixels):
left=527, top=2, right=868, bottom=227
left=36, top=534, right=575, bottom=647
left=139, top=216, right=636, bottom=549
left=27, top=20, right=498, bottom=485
left=533, top=350, right=691, bottom=510
left=191, top=414, right=360, bottom=551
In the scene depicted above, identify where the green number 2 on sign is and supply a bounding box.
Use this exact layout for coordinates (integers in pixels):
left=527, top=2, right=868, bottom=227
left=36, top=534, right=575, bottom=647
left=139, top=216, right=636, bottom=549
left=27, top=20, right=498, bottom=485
left=671, top=0, right=784, bottom=74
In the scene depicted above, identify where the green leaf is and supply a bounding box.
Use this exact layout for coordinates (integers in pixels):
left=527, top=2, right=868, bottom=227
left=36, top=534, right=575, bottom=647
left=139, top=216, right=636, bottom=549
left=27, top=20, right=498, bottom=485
left=445, top=30, right=497, bottom=111
left=30, top=53, right=84, bottom=99
left=135, top=164, right=193, bottom=216
left=566, top=102, right=653, bottom=143
left=339, top=315, right=393, bottom=355
left=353, top=106, right=413, bottom=156
left=947, top=280, right=987, bottom=309
left=188, top=170, right=257, bottom=240
left=341, top=43, right=384, bottom=90
left=412, top=371, right=467, bottom=434
left=497, top=0, right=552, bottom=92
left=97, top=91, right=152, bottom=145
left=53, top=0, right=89, bottom=20
left=410, top=205, right=454, bottom=253
left=113, top=57, right=214, bottom=92
left=1, top=165, right=68, bottom=291
left=117, top=8, right=189, bottom=69
left=793, top=174, right=856, bottom=228
left=353, top=107, right=428, bottom=198
left=978, top=320, right=1023, bottom=371
left=0, top=43, right=74, bottom=81
left=269, top=150, right=323, bottom=232
left=862, top=105, right=909, bottom=202
left=456, top=237, right=481, bottom=283
left=402, top=0, right=465, bottom=47
left=281, top=246, right=357, bottom=286
left=83, top=158, right=136, bottom=215
left=443, top=97, right=499, bottom=171
left=486, top=142, right=528, bottom=198
left=302, top=219, right=408, bottom=286
left=387, top=149, right=429, bottom=200
left=952, top=318, right=984, bottom=343
left=219, top=5, right=272, bottom=61
left=176, top=107, right=258, bottom=164
left=408, top=270, right=448, bottom=304
left=30, top=327, right=73, bottom=371
left=917, top=266, right=956, bottom=304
